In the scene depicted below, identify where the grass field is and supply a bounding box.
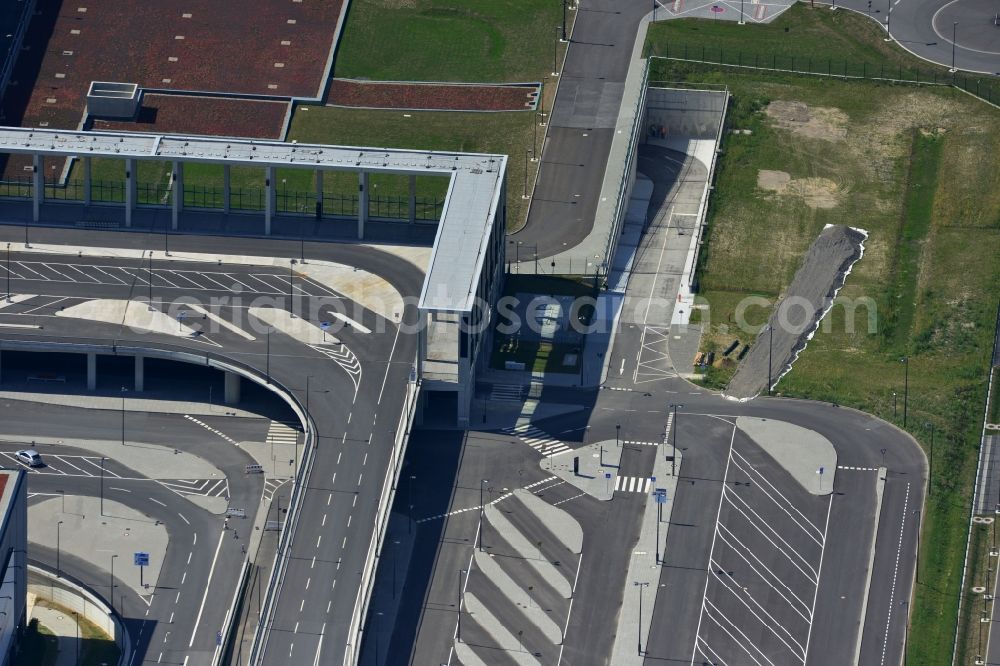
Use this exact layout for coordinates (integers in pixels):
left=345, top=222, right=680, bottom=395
left=647, top=7, right=1000, bottom=664
left=335, top=0, right=567, bottom=82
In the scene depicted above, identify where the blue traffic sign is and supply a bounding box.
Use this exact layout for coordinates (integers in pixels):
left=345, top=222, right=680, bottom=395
left=134, top=552, right=149, bottom=567
left=605, top=472, right=612, bottom=479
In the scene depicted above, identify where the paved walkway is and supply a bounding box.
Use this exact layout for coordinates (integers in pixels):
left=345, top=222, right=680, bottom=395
left=31, top=495, right=168, bottom=598
left=0, top=390, right=262, bottom=418
left=31, top=603, right=84, bottom=666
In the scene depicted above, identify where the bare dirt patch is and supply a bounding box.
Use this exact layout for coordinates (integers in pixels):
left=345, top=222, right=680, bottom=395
left=757, top=169, right=791, bottom=190
left=765, top=100, right=848, bottom=142
left=757, top=170, right=840, bottom=209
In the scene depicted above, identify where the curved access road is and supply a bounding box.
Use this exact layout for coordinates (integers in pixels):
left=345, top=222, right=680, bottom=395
left=0, top=224, right=422, bottom=666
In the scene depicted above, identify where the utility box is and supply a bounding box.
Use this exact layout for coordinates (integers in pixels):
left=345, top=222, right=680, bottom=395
left=87, top=81, right=141, bottom=119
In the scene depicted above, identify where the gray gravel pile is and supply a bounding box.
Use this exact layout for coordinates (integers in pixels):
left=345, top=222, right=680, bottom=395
left=724, top=225, right=867, bottom=401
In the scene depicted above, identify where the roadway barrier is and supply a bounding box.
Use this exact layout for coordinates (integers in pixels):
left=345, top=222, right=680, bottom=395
left=956, top=301, right=1000, bottom=663
left=343, top=372, right=420, bottom=665
left=603, top=57, right=651, bottom=275
left=27, top=563, right=131, bottom=666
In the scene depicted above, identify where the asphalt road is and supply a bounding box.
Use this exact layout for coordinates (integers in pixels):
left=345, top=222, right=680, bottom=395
left=0, top=225, right=423, bottom=665
left=836, top=0, right=1000, bottom=75
left=0, top=399, right=268, bottom=666
left=513, top=0, right=652, bottom=257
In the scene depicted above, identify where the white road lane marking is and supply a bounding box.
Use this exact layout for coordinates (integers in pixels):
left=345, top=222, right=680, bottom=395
left=189, top=529, right=226, bottom=647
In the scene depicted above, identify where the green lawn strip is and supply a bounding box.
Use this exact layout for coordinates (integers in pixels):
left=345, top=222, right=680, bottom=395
left=334, top=0, right=565, bottom=82
left=991, top=370, right=1000, bottom=425
left=651, top=54, right=998, bottom=661
left=885, top=130, right=941, bottom=350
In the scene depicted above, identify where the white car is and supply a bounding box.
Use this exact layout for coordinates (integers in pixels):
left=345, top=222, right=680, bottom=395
left=15, top=449, right=43, bottom=467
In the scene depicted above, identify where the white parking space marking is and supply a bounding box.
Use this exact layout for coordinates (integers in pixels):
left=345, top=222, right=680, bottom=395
left=92, top=266, right=129, bottom=284
left=165, top=271, right=204, bottom=289
left=691, top=422, right=836, bottom=666
left=153, top=271, right=184, bottom=289
left=16, top=263, right=50, bottom=280
left=62, top=264, right=101, bottom=282
left=221, top=274, right=257, bottom=292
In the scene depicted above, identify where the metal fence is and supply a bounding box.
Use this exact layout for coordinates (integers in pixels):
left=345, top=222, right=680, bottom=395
left=0, top=178, right=445, bottom=221
left=647, top=45, right=1000, bottom=107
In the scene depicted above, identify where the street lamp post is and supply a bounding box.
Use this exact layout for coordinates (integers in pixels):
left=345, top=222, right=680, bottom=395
left=901, top=356, right=909, bottom=428
left=110, top=554, right=117, bottom=613
left=100, top=457, right=106, bottom=516
left=56, top=520, right=63, bottom=577
left=408, top=474, right=416, bottom=535
left=950, top=22, right=958, bottom=72
left=5, top=243, right=10, bottom=302
left=885, top=0, right=892, bottom=38
left=458, top=568, right=467, bottom=643
left=670, top=404, right=683, bottom=476
left=391, top=539, right=399, bottom=599
left=616, top=423, right=621, bottom=448
left=266, top=328, right=271, bottom=383
left=553, top=26, right=560, bottom=76
left=532, top=115, right=539, bottom=162
left=120, top=386, right=129, bottom=448
left=147, top=251, right=153, bottom=306
left=634, top=581, right=649, bottom=654
left=374, top=611, right=383, bottom=666
left=289, top=259, right=297, bottom=317
left=767, top=323, right=774, bottom=395
left=562, top=0, right=568, bottom=41
left=926, top=422, right=934, bottom=490
left=478, top=478, right=489, bottom=551
left=523, top=149, right=529, bottom=198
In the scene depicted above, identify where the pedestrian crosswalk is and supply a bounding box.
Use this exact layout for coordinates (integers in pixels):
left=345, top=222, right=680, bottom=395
left=490, top=383, right=525, bottom=403
left=266, top=421, right=300, bottom=448
left=502, top=423, right=570, bottom=457
left=614, top=476, right=652, bottom=494
left=623, top=440, right=659, bottom=447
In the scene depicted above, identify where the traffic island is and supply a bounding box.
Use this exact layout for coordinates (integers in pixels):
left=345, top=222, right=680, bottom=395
left=30, top=495, right=167, bottom=598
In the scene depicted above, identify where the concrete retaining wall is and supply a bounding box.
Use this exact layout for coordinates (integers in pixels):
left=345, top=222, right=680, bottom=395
left=27, top=564, right=129, bottom=665
left=645, top=87, right=729, bottom=139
